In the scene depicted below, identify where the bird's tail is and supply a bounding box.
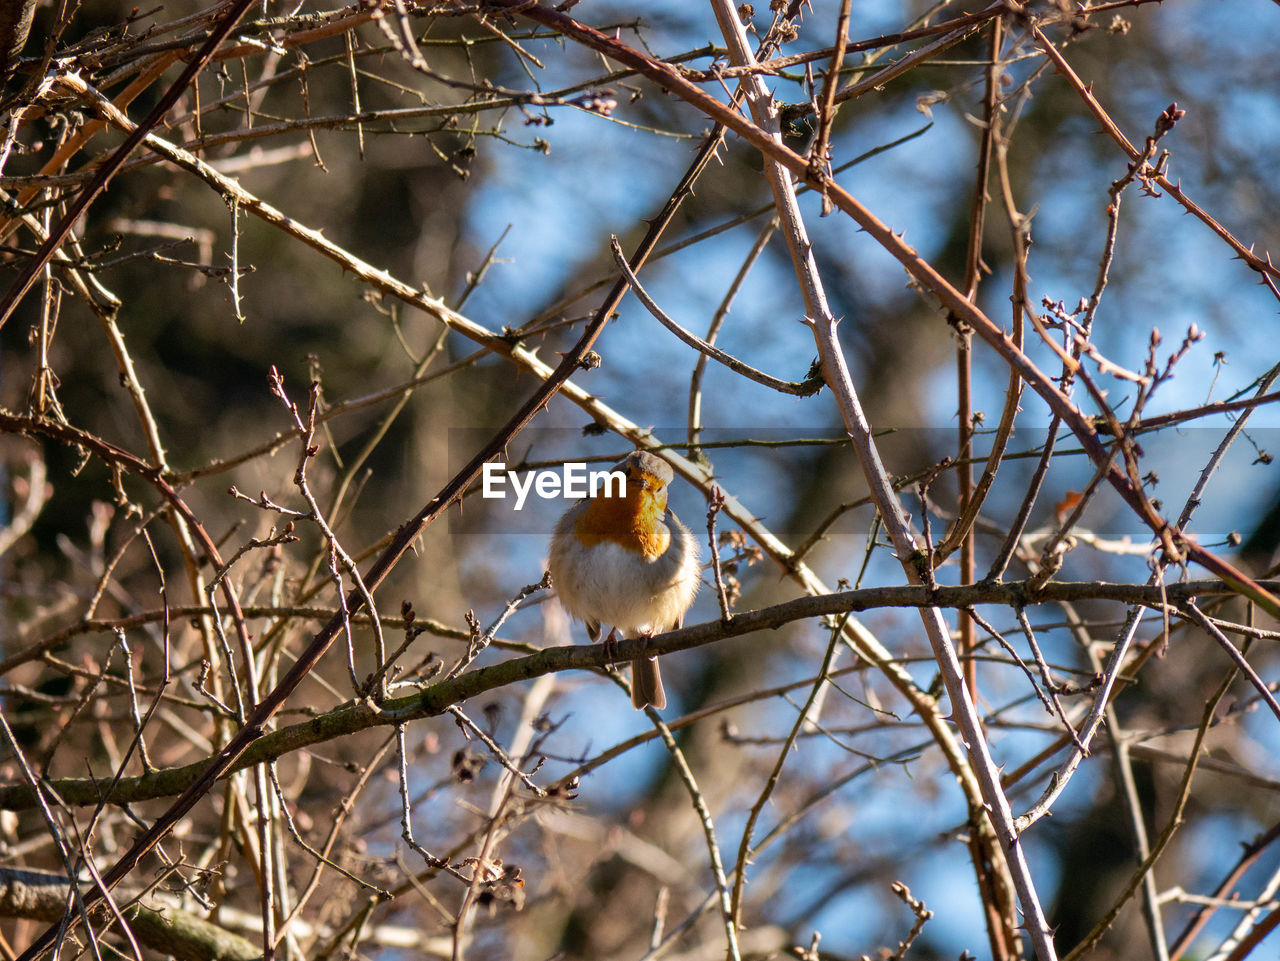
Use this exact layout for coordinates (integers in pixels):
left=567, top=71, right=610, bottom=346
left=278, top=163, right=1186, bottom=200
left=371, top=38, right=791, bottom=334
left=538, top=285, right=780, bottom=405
left=630, top=656, right=666, bottom=710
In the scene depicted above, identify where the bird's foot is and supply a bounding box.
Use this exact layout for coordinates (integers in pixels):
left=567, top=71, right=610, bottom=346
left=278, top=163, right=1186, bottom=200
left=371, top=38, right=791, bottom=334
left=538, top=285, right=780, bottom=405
left=601, top=628, right=620, bottom=665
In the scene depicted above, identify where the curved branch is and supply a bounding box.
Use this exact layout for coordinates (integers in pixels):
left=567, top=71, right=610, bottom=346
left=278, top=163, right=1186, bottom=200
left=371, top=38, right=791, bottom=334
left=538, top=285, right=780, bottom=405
left=610, top=236, right=822, bottom=397
left=0, top=577, right=1260, bottom=813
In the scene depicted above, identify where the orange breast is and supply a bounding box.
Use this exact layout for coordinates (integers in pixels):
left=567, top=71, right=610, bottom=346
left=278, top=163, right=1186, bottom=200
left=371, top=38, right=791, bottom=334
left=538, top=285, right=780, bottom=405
left=573, top=485, right=671, bottom=558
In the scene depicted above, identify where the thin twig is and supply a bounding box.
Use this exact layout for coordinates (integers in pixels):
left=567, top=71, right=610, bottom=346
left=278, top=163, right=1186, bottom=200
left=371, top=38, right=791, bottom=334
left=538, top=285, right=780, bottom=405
left=687, top=217, right=777, bottom=456
left=649, top=711, right=741, bottom=961
left=730, top=618, right=845, bottom=925
left=705, top=486, right=733, bottom=622
left=610, top=236, right=821, bottom=397
left=446, top=707, right=547, bottom=798
left=1062, top=644, right=1234, bottom=961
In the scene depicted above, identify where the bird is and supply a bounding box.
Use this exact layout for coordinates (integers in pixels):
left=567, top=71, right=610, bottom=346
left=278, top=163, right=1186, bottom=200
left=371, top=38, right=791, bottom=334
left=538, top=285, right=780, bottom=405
left=548, top=450, right=700, bottom=710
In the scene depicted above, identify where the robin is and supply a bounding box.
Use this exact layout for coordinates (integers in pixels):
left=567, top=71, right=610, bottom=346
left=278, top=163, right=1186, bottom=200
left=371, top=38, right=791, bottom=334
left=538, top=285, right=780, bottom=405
left=548, top=450, right=701, bottom=709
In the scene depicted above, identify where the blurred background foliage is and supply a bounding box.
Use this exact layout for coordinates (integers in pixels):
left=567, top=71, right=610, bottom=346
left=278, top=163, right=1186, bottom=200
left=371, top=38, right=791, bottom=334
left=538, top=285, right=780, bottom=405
left=1, top=0, right=1280, bottom=959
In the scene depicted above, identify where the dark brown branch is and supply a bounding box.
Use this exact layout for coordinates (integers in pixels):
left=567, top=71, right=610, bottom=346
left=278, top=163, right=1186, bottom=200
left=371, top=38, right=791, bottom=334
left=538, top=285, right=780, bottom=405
left=1, top=577, right=1267, bottom=814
